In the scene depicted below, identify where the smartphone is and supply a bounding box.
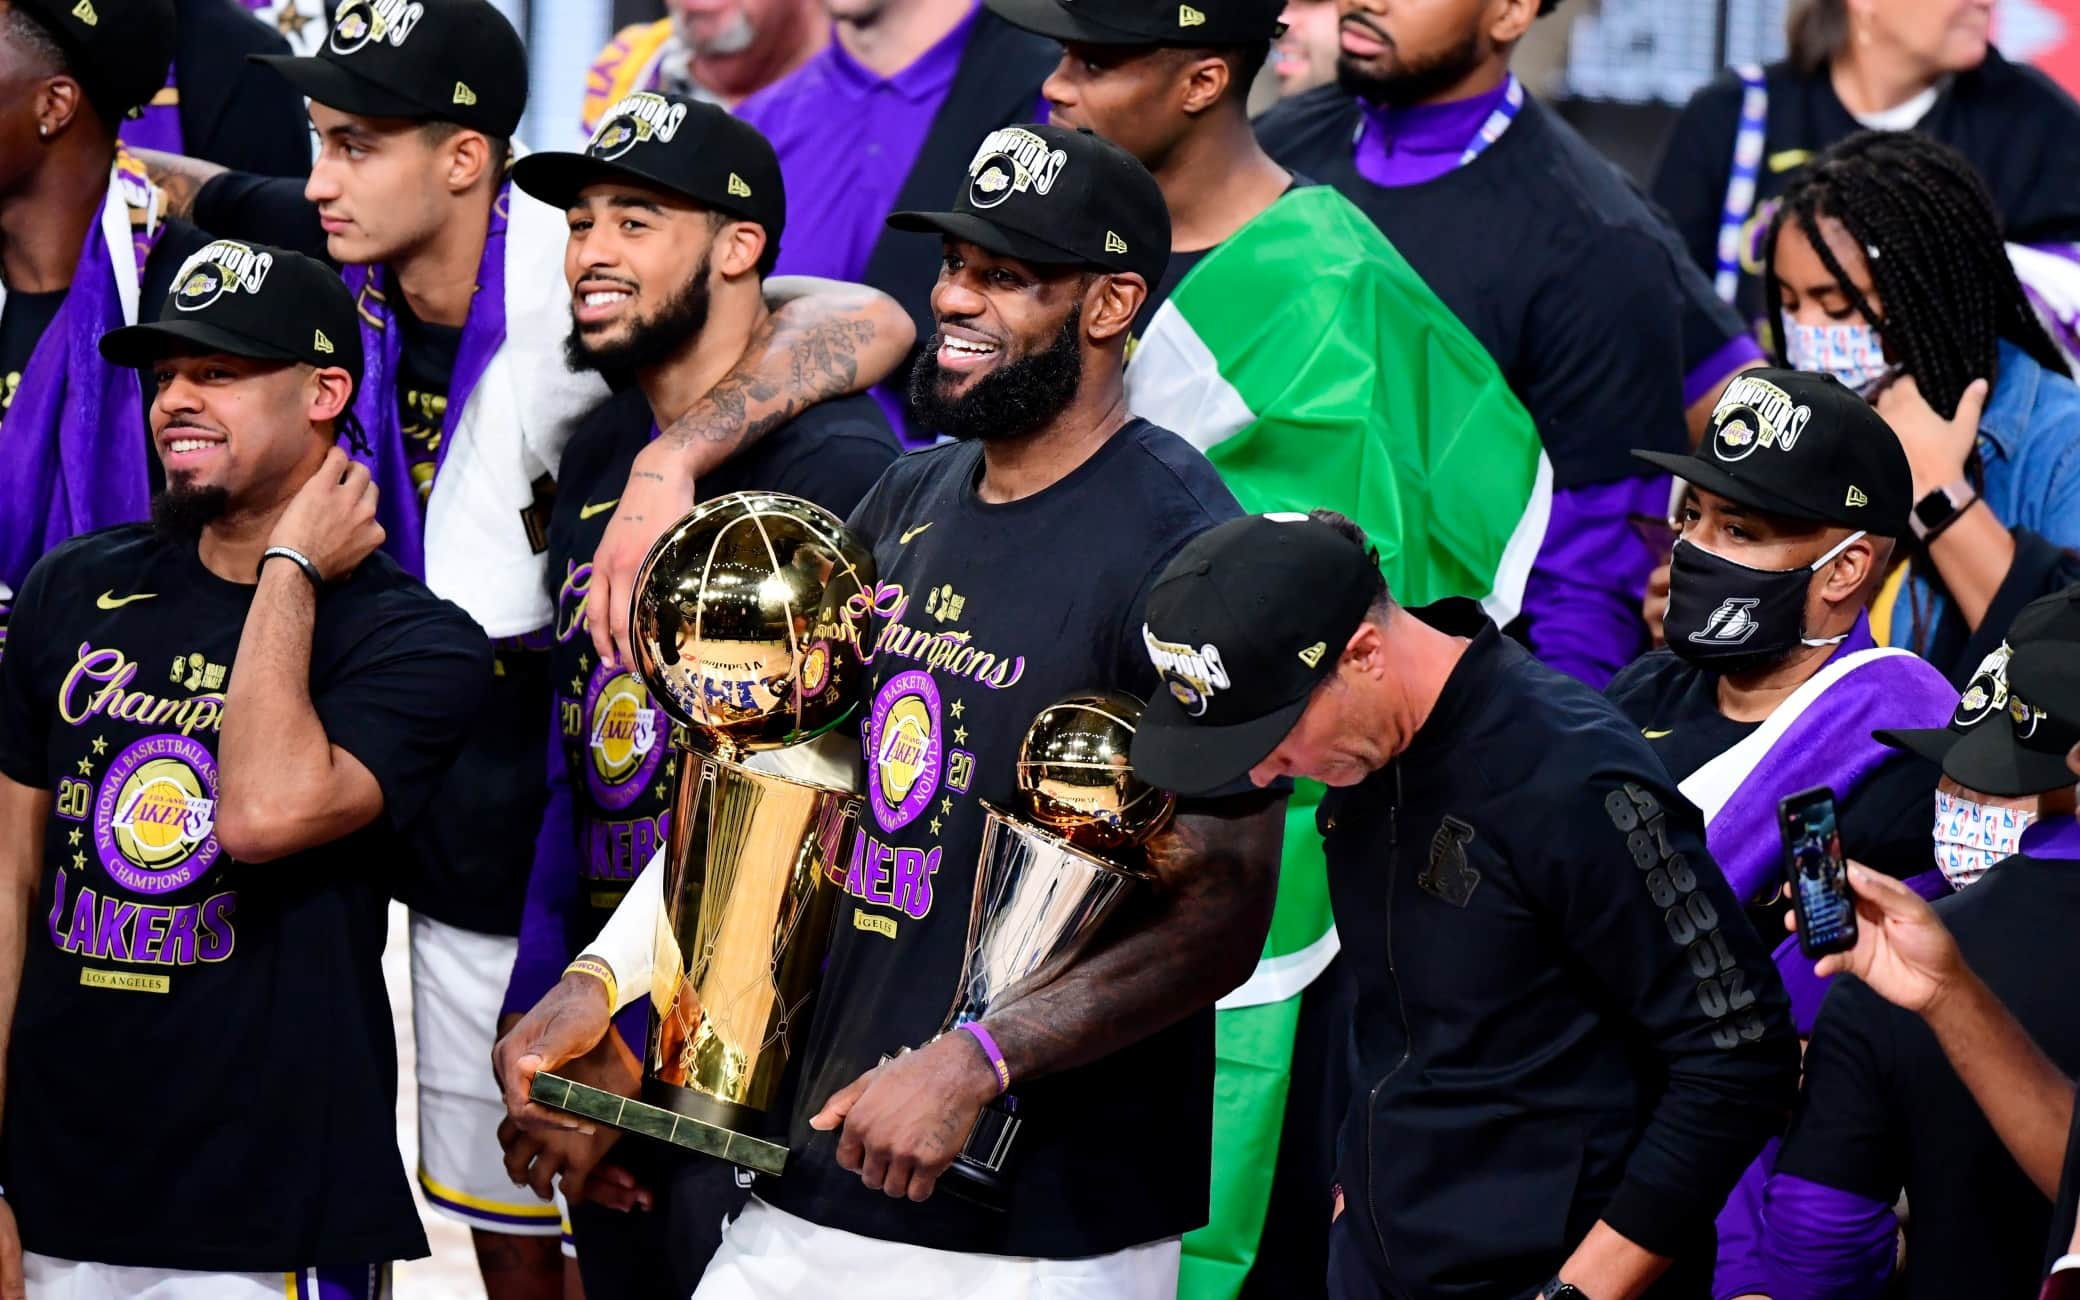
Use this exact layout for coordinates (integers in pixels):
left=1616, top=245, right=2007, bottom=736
left=1779, top=785, right=1858, bottom=959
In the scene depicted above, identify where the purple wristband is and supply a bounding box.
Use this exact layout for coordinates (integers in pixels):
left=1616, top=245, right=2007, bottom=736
left=958, top=1022, right=1011, bottom=1095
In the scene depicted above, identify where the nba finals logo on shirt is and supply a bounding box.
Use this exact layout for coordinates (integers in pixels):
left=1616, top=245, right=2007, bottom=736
left=172, top=241, right=274, bottom=313
left=864, top=669, right=942, bottom=833
left=590, top=92, right=688, bottom=161
left=968, top=127, right=1069, bottom=211
left=584, top=667, right=663, bottom=811
left=1143, top=627, right=1230, bottom=717
left=1711, top=375, right=1813, bottom=463
left=329, top=0, right=425, bottom=55
left=95, top=735, right=221, bottom=895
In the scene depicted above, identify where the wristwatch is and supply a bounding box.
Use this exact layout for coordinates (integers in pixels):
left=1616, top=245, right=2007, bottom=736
left=1909, top=477, right=1980, bottom=543
left=1542, top=1281, right=1590, bottom=1300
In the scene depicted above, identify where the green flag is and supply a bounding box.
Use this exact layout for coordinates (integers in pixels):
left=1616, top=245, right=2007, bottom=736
left=1125, top=185, right=1548, bottom=1298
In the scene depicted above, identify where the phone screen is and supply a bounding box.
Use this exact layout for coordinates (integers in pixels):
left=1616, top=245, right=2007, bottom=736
left=1780, top=786, right=1857, bottom=958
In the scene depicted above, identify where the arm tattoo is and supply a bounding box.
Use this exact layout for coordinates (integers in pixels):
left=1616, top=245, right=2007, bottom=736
left=657, top=302, right=886, bottom=455
left=132, top=148, right=227, bottom=222
left=980, top=795, right=1284, bottom=1086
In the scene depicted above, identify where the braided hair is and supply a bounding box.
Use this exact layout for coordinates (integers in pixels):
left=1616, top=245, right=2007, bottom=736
left=1762, top=129, right=2070, bottom=421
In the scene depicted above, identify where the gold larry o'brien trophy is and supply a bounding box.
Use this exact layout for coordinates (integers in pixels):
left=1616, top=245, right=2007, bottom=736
left=934, top=688, right=1175, bottom=1209
left=530, top=492, right=874, bottom=1176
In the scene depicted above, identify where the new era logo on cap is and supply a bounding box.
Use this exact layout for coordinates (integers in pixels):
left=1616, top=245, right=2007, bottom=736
left=1104, top=231, right=1127, bottom=255
left=173, top=241, right=275, bottom=313
left=1846, top=486, right=1868, bottom=508
left=453, top=81, right=476, bottom=105
left=313, top=328, right=334, bottom=354
left=1711, top=374, right=1813, bottom=463
left=728, top=173, right=752, bottom=198
left=1179, top=3, right=1205, bottom=24
left=70, top=0, right=96, bottom=25
left=1297, top=642, right=1326, bottom=668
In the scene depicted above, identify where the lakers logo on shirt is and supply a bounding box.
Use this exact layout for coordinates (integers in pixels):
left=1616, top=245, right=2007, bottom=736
left=800, top=640, right=832, bottom=699
left=172, top=241, right=274, bottom=314
left=865, top=670, right=942, bottom=833
left=583, top=664, right=664, bottom=812
left=329, top=0, right=424, bottom=55
left=94, top=735, right=221, bottom=895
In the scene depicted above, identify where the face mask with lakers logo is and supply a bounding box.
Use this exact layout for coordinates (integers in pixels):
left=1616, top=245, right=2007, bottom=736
left=1664, top=532, right=1866, bottom=674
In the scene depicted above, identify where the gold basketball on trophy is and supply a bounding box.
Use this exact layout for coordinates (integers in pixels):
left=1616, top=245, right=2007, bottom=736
left=629, top=492, right=876, bottom=756
left=1015, top=689, right=1175, bottom=853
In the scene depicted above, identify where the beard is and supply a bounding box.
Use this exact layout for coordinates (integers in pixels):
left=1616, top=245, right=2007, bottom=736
left=907, top=304, right=1084, bottom=444
left=565, top=254, right=713, bottom=377
left=151, top=483, right=231, bottom=542
left=1336, top=25, right=1485, bottom=109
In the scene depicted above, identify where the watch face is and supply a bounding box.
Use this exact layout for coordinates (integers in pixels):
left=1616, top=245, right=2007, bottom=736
left=1915, top=492, right=1953, bottom=527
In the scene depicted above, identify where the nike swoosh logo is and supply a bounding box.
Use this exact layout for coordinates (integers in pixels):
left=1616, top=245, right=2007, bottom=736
left=96, top=591, right=156, bottom=610
left=900, top=523, right=933, bottom=544
left=579, top=499, right=620, bottom=521
left=1642, top=728, right=1674, bottom=740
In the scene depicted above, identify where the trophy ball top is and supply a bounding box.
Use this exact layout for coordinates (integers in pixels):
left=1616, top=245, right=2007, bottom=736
left=631, top=492, right=877, bottom=754
left=1017, top=689, right=1176, bottom=853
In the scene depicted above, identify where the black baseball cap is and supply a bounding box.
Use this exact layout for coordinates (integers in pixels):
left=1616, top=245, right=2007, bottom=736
left=101, top=240, right=365, bottom=386
left=10, top=0, right=174, bottom=122
left=1131, top=514, right=1378, bottom=795
left=1634, top=369, right=1913, bottom=535
left=251, top=0, right=527, bottom=137
left=888, top=124, right=1170, bottom=285
left=511, top=93, right=784, bottom=248
left=1875, top=589, right=2080, bottom=796
left=985, top=0, right=1286, bottom=46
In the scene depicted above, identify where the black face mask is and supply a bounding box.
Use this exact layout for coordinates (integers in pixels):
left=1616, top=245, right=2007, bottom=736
left=1664, top=534, right=1863, bottom=675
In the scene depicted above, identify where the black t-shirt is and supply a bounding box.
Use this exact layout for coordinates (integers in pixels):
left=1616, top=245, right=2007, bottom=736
left=1650, top=50, right=2080, bottom=345
left=545, top=387, right=896, bottom=939
left=392, top=293, right=461, bottom=510
left=0, top=523, right=491, bottom=1271
left=1778, top=852, right=2080, bottom=1299
left=758, top=420, right=1243, bottom=1257
left=1605, top=648, right=1940, bottom=894
left=1255, top=90, right=1741, bottom=487
left=0, top=288, right=64, bottom=435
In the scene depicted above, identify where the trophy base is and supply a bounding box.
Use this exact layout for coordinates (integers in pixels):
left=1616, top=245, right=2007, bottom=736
left=939, top=1098, right=1020, bottom=1212
left=529, top=1072, right=789, bottom=1176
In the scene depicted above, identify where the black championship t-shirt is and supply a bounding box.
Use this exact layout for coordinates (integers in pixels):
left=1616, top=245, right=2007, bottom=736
left=1605, top=649, right=1941, bottom=896
left=545, top=388, right=895, bottom=937
left=759, top=420, right=1242, bottom=1257
left=1780, top=853, right=2080, bottom=1299
left=1651, top=50, right=2080, bottom=345
left=0, top=288, right=64, bottom=434
left=392, top=293, right=460, bottom=510
left=0, top=524, right=491, bottom=1271
left=1256, top=91, right=1741, bottom=485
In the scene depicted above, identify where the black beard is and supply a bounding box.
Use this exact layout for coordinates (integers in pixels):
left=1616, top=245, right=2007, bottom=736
left=1335, top=27, right=1485, bottom=110
left=565, top=253, right=713, bottom=376
left=150, top=484, right=231, bottom=542
left=907, top=304, right=1084, bottom=444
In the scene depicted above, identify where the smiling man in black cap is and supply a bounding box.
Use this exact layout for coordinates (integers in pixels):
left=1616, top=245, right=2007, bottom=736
left=1132, top=508, right=1800, bottom=1300
left=1756, top=588, right=2080, bottom=1299
left=496, top=123, right=1284, bottom=1300
left=490, top=92, right=897, bottom=1300
left=0, top=239, right=488, bottom=1298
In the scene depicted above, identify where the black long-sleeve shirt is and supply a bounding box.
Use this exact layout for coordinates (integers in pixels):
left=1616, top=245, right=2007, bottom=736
left=1321, top=601, right=1801, bottom=1299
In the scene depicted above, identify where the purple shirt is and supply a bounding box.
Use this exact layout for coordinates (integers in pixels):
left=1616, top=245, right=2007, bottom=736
left=737, top=5, right=981, bottom=283
left=1352, top=79, right=1512, bottom=189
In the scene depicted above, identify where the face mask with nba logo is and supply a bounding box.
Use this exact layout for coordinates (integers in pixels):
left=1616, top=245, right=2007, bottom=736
left=1931, top=788, right=2035, bottom=890
left=1783, top=322, right=1894, bottom=396
left=1664, top=531, right=1866, bottom=675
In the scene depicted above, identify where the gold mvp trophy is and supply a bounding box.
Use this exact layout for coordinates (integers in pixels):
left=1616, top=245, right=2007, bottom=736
left=531, top=492, right=874, bottom=1175
left=935, top=688, right=1175, bottom=1208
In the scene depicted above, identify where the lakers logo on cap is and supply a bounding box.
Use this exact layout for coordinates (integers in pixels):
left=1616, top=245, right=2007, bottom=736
left=588, top=92, right=688, bottom=160
left=312, top=328, right=334, bottom=355
left=1845, top=485, right=1868, bottom=508
left=1954, top=644, right=2013, bottom=729
left=70, top=0, right=97, bottom=26
left=328, top=0, right=425, bottom=56
left=1144, top=628, right=1230, bottom=719
left=967, top=127, right=1068, bottom=210
left=1104, top=231, right=1128, bottom=255
left=1179, top=3, right=1206, bottom=25
left=1711, top=374, right=1813, bottom=463
left=453, top=81, right=478, bottom=107
left=172, top=241, right=274, bottom=313
left=728, top=173, right=752, bottom=199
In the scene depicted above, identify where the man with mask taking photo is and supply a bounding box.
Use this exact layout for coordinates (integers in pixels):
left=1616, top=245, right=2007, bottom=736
left=1605, top=368, right=1960, bottom=1296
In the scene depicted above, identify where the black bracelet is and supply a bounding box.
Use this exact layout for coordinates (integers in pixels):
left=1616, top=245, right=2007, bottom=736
left=259, top=545, right=325, bottom=591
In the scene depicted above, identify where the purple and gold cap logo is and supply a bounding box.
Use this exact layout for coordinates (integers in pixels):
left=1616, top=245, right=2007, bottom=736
left=94, top=735, right=222, bottom=895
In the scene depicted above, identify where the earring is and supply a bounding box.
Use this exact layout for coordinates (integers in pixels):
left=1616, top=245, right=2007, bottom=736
left=37, top=124, right=49, bottom=138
